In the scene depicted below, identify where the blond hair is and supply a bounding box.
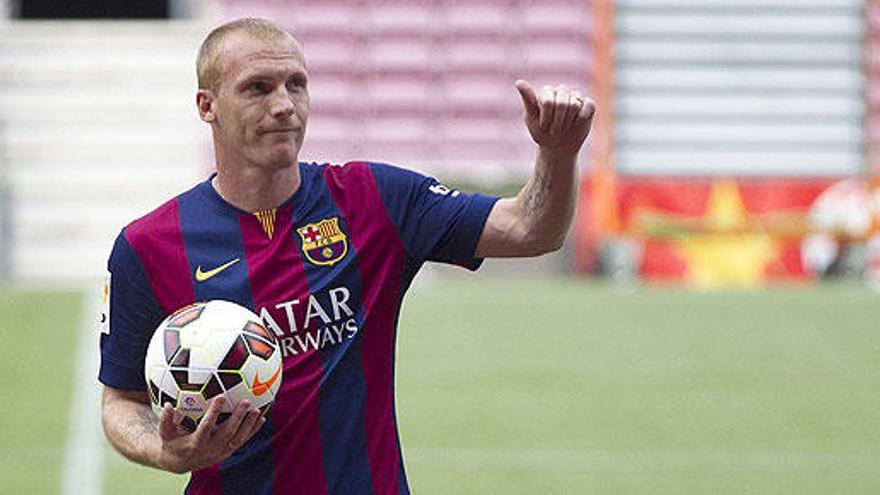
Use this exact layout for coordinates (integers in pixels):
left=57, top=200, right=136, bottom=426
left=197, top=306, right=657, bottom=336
left=196, top=18, right=293, bottom=92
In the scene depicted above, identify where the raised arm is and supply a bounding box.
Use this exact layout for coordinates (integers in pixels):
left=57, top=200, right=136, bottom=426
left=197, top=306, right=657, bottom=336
left=101, top=385, right=264, bottom=474
left=475, top=80, right=595, bottom=258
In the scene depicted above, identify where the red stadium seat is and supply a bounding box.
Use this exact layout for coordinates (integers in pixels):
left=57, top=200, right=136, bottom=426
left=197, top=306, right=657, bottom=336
left=442, top=3, right=513, bottom=40
left=364, top=2, right=435, bottom=37
left=362, top=116, right=438, bottom=165
left=216, top=0, right=592, bottom=180
left=362, top=39, right=434, bottom=76
left=521, top=1, right=592, bottom=38
left=299, top=39, right=360, bottom=75
left=442, top=39, right=513, bottom=76
left=442, top=77, right=519, bottom=118
left=363, top=75, right=439, bottom=117
left=307, top=76, right=360, bottom=116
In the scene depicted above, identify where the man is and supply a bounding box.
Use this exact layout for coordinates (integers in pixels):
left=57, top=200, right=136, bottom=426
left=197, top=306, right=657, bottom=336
left=100, top=17, right=594, bottom=494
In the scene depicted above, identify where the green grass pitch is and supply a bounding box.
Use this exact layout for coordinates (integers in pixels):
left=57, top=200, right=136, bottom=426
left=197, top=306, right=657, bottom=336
left=2, top=278, right=879, bottom=493
left=0, top=289, right=82, bottom=494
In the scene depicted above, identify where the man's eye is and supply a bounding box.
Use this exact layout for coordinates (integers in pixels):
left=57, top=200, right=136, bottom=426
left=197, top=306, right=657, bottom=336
left=287, top=78, right=306, bottom=91
left=249, top=82, right=268, bottom=93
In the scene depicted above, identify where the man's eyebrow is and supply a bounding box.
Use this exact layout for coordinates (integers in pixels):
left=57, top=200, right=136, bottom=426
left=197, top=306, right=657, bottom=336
left=237, top=69, right=307, bottom=86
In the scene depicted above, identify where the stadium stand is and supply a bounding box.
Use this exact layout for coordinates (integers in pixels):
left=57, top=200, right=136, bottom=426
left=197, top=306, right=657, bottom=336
left=0, top=1, right=593, bottom=282
left=867, top=0, right=880, bottom=177
left=0, top=1, right=874, bottom=284
left=614, top=0, right=865, bottom=176
left=0, top=21, right=207, bottom=281
left=218, top=0, right=593, bottom=181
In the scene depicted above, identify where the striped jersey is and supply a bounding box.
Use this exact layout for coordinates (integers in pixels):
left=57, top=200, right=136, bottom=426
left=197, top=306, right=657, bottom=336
left=98, top=161, right=498, bottom=494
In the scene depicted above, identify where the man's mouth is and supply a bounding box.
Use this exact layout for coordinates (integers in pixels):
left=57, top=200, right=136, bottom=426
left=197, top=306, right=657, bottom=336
left=262, top=128, right=298, bottom=135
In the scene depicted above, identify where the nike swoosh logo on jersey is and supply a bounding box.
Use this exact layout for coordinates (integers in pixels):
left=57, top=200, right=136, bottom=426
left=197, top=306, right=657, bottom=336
left=252, top=365, right=282, bottom=396
left=195, top=258, right=240, bottom=282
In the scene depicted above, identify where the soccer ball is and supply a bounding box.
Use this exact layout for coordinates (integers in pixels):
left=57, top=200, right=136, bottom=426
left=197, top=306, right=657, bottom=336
left=144, top=300, right=282, bottom=432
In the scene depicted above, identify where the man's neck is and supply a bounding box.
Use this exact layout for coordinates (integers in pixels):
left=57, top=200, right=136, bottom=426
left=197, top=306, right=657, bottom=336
left=212, top=162, right=301, bottom=212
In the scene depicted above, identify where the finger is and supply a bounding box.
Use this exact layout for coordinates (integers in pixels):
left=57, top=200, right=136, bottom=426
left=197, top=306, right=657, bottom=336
left=566, top=91, right=584, bottom=128
left=227, top=408, right=262, bottom=450
left=514, top=79, right=540, bottom=120
left=249, top=416, right=267, bottom=438
left=232, top=407, right=260, bottom=437
left=158, top=404, right=178, bottom=440
left=240, top=416, right=267, bottom=449
left=193, top=395, right=226, bottom=442
left=576, top=96, right=597, bottom=129
left=539, top=86, right=555, bottom=131
left=550, top=86, right=572, bottom=134
left=216, top=399, right=252, bottom=440
left=173, top=408, right=190, bottom=435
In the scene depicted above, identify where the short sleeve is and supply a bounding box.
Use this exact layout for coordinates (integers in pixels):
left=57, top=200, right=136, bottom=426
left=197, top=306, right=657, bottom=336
left=98, top=230, right=165, bottom=390
left=368, top=163, right=498, bottom=270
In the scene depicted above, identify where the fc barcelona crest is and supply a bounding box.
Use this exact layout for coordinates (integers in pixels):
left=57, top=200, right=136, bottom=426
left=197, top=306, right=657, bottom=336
left=297, top=217, right=348, bottom=266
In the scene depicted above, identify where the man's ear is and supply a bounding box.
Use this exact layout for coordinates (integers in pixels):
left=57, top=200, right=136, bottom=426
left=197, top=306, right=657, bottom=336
left=196, top=89, right=216, bottom=123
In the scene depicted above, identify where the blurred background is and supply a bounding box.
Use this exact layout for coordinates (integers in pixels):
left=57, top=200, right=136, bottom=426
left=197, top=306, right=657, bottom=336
left=0, top=0, right=878, bottom=493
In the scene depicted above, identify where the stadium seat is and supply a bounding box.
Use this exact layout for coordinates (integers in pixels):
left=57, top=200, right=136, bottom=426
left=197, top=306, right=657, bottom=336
left=299, top=39, right=360, bottom=75
left=211, top=0, right=592, bottom=183
left=299, top=115, right=360, bottom=166
left=442, top=3, right=512, bottom=39
left=363, top=75, right=438, bottom=116
left=440, top=117, right=518, bottom=165
left=364, top=116, right=431, bottom=143
left=254, top=1, right=361, bottom=37
left=442, top=76, right=518, bottom=118
left=521, top=1, right=592, bottom=38
left=867, top=38, right=880, bottom=73
left=362, top=39, right=435, bottom=76
left=361, top=116, right=437, bottom=165
left=307, top=75, right=360, bottom=116
left=442, top=39, right=513, bottom=76
left=522, top=40, right=591, bottom=83
left=363, top=2, right=435, bottom=37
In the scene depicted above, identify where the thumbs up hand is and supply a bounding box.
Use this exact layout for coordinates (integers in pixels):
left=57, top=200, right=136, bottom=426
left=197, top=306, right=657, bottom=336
left=515, top=80, right=595, bottom=157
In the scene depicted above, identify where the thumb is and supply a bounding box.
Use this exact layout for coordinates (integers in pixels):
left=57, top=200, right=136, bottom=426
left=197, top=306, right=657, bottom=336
left=515, top=79, right=540, bottom=120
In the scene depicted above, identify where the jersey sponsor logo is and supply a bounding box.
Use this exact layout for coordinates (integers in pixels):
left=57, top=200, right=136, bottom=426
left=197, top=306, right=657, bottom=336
left=259, top=286, right=360, bottom=358
left=297, top=217, right=348, bottom=266
left=252, top=364, right=282, bottom=396
left=195, top=258, right=240, bottom=282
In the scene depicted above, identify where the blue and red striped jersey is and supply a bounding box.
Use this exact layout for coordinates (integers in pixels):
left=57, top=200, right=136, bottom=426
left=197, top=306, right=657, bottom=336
left=99, top=161, right=498, bottom=494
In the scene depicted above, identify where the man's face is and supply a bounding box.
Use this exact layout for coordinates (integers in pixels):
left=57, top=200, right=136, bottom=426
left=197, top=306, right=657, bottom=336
left=208, top=33, right=309, bottom=170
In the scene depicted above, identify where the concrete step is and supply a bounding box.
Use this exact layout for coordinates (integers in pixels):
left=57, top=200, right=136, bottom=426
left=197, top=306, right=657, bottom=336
left=0, top=88, right=199, bottom=122
left=0, top=20, right=210, bottom=283
left=4, top=137, right=205, bottom=165
left=14, top=240, right=117, bottom=282
left=13, top=193, right=194, bottom=240
left=10, top=166, right=201, bottom=202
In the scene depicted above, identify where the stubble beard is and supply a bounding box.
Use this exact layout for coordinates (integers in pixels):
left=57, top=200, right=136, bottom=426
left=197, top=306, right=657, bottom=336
left=256, top=134, right=303, bottom=170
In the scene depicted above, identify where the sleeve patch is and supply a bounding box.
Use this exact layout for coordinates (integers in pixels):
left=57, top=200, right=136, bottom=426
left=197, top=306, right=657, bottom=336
left=100, top=271, right=110, bottom=335
left=428, top=183, right=461, bottom=198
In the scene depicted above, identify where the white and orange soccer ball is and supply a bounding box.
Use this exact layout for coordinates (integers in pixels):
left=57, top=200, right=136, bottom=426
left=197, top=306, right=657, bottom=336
left=144, top=300, right=282, bottom=432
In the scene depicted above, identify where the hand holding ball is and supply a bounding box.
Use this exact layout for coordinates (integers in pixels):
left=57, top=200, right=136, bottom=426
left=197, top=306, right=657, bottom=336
left=144, top=300, right=282, bottom=432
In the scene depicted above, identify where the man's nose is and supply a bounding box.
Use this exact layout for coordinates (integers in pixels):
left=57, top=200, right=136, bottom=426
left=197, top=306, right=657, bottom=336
left=269, top=87, right=295, bottom=117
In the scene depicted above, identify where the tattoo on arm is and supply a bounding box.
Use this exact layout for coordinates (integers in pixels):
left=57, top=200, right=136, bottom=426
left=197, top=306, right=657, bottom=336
left=122, top=407, right=159, bottom=445
left=520, top=171, right=549, bottom=217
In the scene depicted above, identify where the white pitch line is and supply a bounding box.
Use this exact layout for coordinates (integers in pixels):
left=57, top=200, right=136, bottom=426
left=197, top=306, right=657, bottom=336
left=61, top=291, right=104, bottom=495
